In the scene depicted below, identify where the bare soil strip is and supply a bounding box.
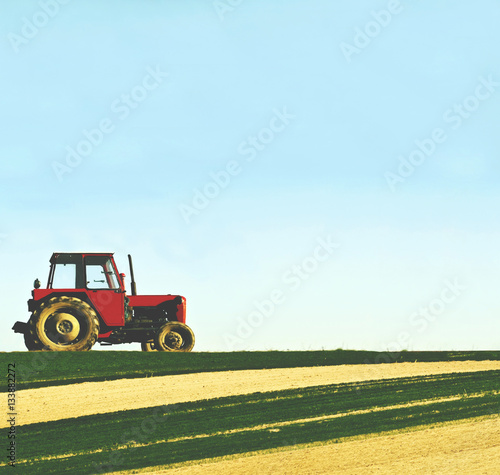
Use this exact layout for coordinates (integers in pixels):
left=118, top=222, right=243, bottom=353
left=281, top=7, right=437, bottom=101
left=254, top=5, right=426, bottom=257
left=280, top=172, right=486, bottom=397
left=18, top=392, right=487, bottom=465
left=11, top=361, right=500, bottom=428
left=142, top=416, right=500, bottom=475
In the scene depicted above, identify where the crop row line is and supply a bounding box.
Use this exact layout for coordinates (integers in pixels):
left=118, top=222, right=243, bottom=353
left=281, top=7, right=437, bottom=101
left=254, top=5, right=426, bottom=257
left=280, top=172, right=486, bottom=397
left=13, top=390, right=497, bottom=466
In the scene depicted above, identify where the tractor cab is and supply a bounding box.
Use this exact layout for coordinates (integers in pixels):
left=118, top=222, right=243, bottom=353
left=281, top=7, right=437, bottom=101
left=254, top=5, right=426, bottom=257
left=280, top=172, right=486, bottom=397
left=47, top=253, right=124, bottom=292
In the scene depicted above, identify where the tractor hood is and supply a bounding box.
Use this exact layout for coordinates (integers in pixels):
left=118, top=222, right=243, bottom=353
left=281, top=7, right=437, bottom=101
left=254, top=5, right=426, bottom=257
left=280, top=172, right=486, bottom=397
left=127, top=294, right=186, bottom=323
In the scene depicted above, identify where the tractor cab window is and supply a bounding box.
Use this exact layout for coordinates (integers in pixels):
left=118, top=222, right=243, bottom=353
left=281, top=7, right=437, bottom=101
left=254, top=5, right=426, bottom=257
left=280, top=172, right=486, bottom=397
left=52, top=263, right=77, bottom=289
left=85, top=256, right=120, bottom=290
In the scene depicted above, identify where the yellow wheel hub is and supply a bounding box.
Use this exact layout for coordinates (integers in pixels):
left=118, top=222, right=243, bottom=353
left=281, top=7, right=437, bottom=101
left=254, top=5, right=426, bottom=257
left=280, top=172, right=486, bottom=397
left=50, top=312, right=80, bottom=343
left=165, top=331, right=182, bottom=349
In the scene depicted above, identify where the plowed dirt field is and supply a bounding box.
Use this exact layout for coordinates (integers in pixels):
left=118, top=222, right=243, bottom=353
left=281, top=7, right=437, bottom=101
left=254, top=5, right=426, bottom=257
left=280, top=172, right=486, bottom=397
left=148, top=417, right=500, bottom=475
left=12, top=360, right=500, bottom=428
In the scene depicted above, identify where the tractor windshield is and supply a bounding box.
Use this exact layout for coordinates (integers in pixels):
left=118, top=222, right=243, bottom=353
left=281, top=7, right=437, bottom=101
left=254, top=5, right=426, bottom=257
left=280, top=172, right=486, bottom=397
left=52, top=263, right=77, bottom=288
left=49, top=253, right=84, bottom=289
left=85, top=256, right=120, bottom=290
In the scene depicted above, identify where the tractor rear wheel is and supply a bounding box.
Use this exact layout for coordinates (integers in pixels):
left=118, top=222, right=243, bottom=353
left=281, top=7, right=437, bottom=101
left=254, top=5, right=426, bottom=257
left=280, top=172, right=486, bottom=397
left=28, top=296, right=100, bottom=351
left=155, top=322, right=195, bottom=352
left=141, top=340, right=157, bottom=352
left=24, top=331, right=41, bottom=351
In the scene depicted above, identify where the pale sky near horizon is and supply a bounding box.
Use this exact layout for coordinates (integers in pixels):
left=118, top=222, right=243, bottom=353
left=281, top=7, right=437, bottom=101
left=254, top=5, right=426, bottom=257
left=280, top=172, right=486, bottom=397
left=1, top=0, right=499, bottom=352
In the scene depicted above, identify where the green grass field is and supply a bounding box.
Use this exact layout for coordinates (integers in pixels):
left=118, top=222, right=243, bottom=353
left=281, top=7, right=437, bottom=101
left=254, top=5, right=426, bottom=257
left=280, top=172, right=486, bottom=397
left=2, top=350, right=499, bottom=474
left=14, top=370, right=500, bottom=474
left=2, top=349, right=499, bottom=391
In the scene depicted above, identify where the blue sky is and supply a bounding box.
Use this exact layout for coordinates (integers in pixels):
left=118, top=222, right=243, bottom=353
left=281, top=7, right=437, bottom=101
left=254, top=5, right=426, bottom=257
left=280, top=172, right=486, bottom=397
left=1, top=0, right=499, bottom=352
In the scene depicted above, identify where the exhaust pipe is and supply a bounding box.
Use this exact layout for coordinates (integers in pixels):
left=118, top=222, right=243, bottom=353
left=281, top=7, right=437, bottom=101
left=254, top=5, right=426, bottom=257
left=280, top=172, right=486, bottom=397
left=128, top=254, right=137, bottom=296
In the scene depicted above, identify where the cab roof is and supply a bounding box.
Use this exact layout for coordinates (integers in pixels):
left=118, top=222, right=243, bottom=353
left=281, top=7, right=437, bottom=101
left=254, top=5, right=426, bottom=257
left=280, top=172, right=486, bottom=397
left=50, top=252, right=114, bottom=263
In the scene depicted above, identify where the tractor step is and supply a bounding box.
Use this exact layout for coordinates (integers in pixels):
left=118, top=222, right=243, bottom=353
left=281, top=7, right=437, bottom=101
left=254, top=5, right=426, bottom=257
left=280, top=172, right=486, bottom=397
left=12, top=321, right=28, bottom=334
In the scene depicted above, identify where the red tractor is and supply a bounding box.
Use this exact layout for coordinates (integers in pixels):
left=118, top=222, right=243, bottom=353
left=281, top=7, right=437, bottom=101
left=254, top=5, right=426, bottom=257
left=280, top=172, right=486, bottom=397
left=12, top=253, right=195, bottom=352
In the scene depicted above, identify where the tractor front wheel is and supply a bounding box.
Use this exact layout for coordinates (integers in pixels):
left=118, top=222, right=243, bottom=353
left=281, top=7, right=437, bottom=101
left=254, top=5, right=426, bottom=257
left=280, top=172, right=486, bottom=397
left=28, top=296, right=99, bottom=351
left=155, top=322, right=195, bottom=352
